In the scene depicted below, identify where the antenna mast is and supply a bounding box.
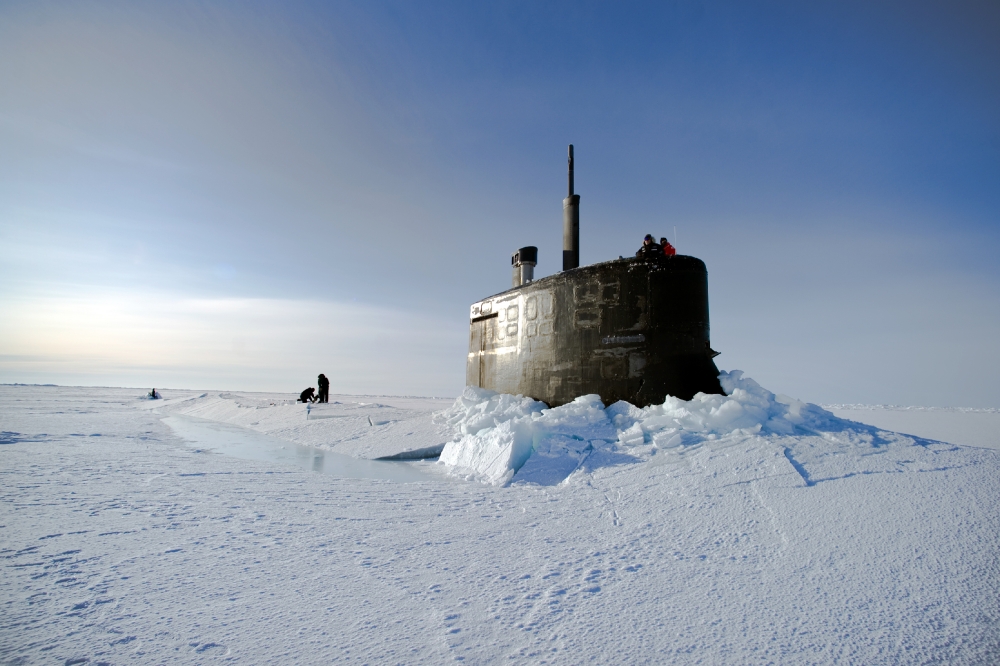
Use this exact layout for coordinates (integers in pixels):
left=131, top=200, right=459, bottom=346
left=562, top=144, right=580, bottom=271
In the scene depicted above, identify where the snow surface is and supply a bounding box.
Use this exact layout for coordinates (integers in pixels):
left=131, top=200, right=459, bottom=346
left=2, top=379, right=999, bottom=664
left=826, top=405, right=1000, bottom=452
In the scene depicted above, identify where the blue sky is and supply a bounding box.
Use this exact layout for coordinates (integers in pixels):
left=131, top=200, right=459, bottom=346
left=1, top=1, right=998, bottom=406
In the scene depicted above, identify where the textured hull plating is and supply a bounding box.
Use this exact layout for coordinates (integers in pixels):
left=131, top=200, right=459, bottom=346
left=467, top=256, right=724, bottom=408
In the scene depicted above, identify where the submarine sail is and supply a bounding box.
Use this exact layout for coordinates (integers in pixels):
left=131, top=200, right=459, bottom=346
left=467, top=147, right=724, bottom=408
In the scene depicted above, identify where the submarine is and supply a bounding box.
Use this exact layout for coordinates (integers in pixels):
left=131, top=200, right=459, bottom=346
left=466, top=145, right=725, bottom=408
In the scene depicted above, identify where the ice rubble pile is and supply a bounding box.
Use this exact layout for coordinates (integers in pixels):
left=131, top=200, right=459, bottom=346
left=436, top=370, right=844, bottom=485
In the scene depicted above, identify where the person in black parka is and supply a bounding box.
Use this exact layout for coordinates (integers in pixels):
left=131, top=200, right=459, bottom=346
left=299, top=387, right=317, bottom=403
left=317, top=374, right=330, bottom=404
left=635, top=234, right=663, bottom=261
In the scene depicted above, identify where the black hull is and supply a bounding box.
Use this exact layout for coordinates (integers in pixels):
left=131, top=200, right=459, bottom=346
left=467, top=256, right=724, bottom=407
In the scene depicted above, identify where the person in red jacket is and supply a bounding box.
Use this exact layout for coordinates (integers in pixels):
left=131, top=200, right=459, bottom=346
left=660, top=237, right=676, bottom=257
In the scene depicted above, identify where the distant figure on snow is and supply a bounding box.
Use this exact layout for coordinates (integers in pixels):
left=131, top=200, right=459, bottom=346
left=635, top=234, right=663, bottom=261
left=317, top=374, right=330, bottom=404
left=148, top=388, right=159, bottom=399
left=299, top=387, right=317, bottom=403
left=659, top=237, right=676, bottom=257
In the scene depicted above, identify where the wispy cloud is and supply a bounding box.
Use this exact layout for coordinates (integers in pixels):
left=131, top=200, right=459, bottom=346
left=0, top=288, right=466, bottom=395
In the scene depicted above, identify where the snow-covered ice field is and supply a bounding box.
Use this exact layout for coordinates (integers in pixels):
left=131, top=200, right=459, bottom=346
left=2, top=378, right=998, bottom=664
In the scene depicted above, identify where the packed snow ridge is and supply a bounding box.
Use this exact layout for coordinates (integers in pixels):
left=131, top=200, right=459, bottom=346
left=437, top=370, right=881, bottom=486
